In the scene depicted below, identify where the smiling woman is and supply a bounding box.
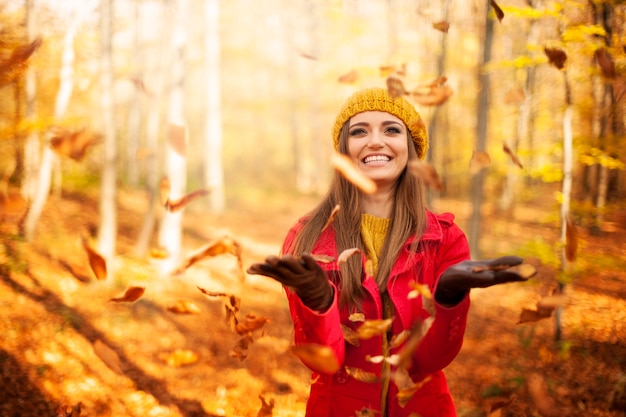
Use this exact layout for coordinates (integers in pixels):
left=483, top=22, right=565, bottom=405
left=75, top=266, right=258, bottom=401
left=247, top=87, right=531, bottom=417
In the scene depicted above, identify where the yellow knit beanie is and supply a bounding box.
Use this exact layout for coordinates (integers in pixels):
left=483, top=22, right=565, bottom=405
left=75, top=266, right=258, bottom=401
left=332, top=88, right=428, bottom=160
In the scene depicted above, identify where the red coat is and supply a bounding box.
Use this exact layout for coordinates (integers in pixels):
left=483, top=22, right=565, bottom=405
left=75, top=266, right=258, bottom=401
left=282, top=211, right=471, bottom=417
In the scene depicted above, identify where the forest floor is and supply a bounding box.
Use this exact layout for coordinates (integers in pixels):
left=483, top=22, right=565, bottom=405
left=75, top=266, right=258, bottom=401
left=1, top=186, right=625, bottom=417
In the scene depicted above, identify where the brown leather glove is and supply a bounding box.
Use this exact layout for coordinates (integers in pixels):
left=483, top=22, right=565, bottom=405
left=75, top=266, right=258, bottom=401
left=435, top=256, right=534, bottom=306
left=247, top=253, right=333, bottom=311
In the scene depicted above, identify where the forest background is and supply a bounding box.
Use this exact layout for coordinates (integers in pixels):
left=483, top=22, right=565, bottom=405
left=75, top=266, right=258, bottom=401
left=1, top=0, right=625, bottom=416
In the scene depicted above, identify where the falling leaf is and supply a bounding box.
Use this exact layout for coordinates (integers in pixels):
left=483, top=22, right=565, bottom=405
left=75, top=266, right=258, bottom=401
left=235, top=313, right=270, bottom=335
left=341, top=324, right=360, bottom=346
left=0, top=37, right=43, bottom=87
left=311, top=253, right=335, bottom=263
left=396, top=317, right=434, bottom=369
left=386, top=75, right=408, bottom=99
left=338, top=248, right=361, bottom=264
left=389, top=330, right=410, bottom=349
left=93, top=339, right=124, bottom=374
left=503, top=143, right=524, bottom=169
left=527, top=373, right=561, bottom=417
left=349, top=312, right=365, bottom=322
left=332, top=152, right=377, bottom=194
left=469, top=150, right=491, bottom=174
left=49, top=128, right=101, bottom=161
left=82, top=238, right=107, bottom=280
left=345, top=366, right=379, bottom=383
left=176, top=236, right=243, bottom=274
left=394, top=369, right=431, bottom=407
left=197, top=287, right=229, bottom=298
left=357, top=318, right=393, bottom=340
left=290, top=343, right=341, bottom=374
left=256, top=395, right=275, bottom=417
left=167, top=300, right=201, bottom=314
left=109, top=286, right=145, bottom=303
left=166, top=189, right=210, bottom=212
left=321, top=204, right=340, bottom=232
left=490, top=0, right=505, bottom=22
left=518, top=307, right=552, bottom=324
left=158, top=349, right=199, bottom=367
left=411, top=76, right=453, bottom=106
left=407, top=282, right=433, bottom=300
left=407, top=160, right=443, bottom=190
left=594, top=48, right=616, bottom=78
left=167, top=123, right=187, bottom=157
left=197, top=288, right=241, bottom=331
left=565, top=215, right=578, bottom=262
left=432, top=21, right=449, bottom=33
left=338, top=69, right=358, bottom=84
left=230, top=334, right=253, bottom=361
left=544, top=47, right=567, bottom=70
left=355, top=407, right=379, bottom=417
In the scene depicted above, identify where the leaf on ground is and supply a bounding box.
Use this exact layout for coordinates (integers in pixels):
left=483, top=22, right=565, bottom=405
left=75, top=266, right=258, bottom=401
left=332, top=152, right=377, bottom=194
left=93, top=339, right=124, bottom=375
left=109, top=286, right=145, bottom=303
left=503, top=143, right=524, bottom=169
left=158, top=349, right=199, bottom=367
left=345, top=366, right=379, bottom=383
left=527, top=373, right=561, bottom=417
left=290, top=343, right=340, bottom=374
left=166, top=300, right=201, bottom=314
left=469, top=150, right=491, bottom=175
left=82, top=238, right=107, bottom=280
left=321, top=204, right=340, bottom=232
left=256, top=395, right=275, bottom=417
left=407, top=160, right=443, bottom=190
left=357, top=318, right=393, bottom=340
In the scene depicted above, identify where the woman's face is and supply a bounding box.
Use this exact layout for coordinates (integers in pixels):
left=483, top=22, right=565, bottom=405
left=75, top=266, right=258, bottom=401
left=347, top=111, right=409, bottom=190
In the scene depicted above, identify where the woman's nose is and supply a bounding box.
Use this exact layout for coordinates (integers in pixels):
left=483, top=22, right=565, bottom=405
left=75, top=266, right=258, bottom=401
left=367, top=131, right=384, bottom=147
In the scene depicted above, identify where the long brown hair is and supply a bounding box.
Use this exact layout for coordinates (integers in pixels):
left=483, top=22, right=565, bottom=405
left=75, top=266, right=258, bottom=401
left=287, top=121, right=428, bottom=307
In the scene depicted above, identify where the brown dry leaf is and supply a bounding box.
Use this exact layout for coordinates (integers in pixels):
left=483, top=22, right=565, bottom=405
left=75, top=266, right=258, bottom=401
left=82, top=238, right=107, bottom=280
left=167, top=300, right=201, bottom=314
left=332, top=152, right=377, bottom=194
left=341, top=324, right=361, bottom=346
left=345, top=366, right=379, bottom=383
left=49, top=128, right=101, bottom=161
left=177, top=236, right=243, bottom=273
left=167, top=123, right=187, bottom=157
left=432, top=21, right=449, bottom=33
left=386, top=75, right=409, bottom=99
left=355, top=407, right=379, bottom=417
left=565, top=215, right=578, bottom=262
left=488, top=396, right=514, bottom=416
left=166, top=189, right=210, bottom=212
left=109, top=286, right=145, bottom=303
left=594, top=48, right=616, bottom=78
left=290, top=343, right=341, bottom=374
left=321, top=204, right=340, bottom=232
left=407, top=160, right=443, bottom=190
left=197, top=288, right=241, bottom=331
left=527, top=373, right=561, bottom=417
left=490, top=0, right=505, bottom=22
left=349, top=312, right=365, bottom=322
left=235, top=313, right=270, bottom=335
left=311, top=253, right=335, bottom=263
left=338, top=248, right=361, bottom=264
left=411, top=76, right=453, bottom=106
left=357, top=318, right=393, bottom=340
left=0, top=37, right=43, bottom=87
left=256, top=395, right=275, bottom=417
left=230, top=334, right=254, bottom=361
left=158, top=349, right=199, bottom=367
left=503, top=143, right=524, bottom=169
left=544, top=47, right=567, bottom=70
left=396, top=317, right=434, bottom=369
left=197, top=287, right=229, bottom=298
left=338, top=69, right=358, bottom=84
left=394, top=369, right=432, bottom=407
left=469, top=150, right=491, bottom=174
left=389, top=330, right=410, bottom=349
left=93, top=339, right=124, bottom=374
left=518, top=307, right=552, bottom=324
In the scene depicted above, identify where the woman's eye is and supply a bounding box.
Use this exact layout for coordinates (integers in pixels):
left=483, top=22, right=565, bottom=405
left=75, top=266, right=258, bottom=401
left=386, top=127, right=402, bottom=134
left=349, top=128, right=366, bottom=136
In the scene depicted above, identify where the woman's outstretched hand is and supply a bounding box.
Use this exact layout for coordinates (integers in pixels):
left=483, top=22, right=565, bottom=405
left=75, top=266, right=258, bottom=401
left=247, top=253, right=333, bottom=311
left=435, top=256, right=536, bottom=306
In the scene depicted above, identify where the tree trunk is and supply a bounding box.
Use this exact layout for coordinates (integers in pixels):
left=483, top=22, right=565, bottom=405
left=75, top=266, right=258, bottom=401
left=204, top=0, right=225, bottom=213
left=97, top=0, right=118, bottom=263
left=468, top=2, right=494, bottom=259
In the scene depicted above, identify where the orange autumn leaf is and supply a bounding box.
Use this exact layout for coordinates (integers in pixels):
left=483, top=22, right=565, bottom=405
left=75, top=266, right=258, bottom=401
left=357, top=318, right=393, bottom=340
left=355, top=407, right=379, bottom=417
left=166, top=300, right=201, bottom=314
left=337, top=248, right=361, bottom=264
left=469, top=150, right=491, bottom=174
left=432, top=21, right=449, bottom=33
left=332, top=152, right=377, bottom=194
left=311, top=253, right=335, bottom=263
left=158, top=349, right=199, bottom=367
left=407, top=282, right=433, bottom=300
left=109, top=286, right=145, bottom=303
left=396, top=317, right=434, bottom=369
left=149, top=247, right=169, bottom=259
left=235, top=313, right=270, bottom=335
left=544, top=47, right=567, bottom=70
left=345, top=366, right=379, bottom=383
left=341, top=324, right=360, bottom=346
left=407, top=160, right=443, bottom=190
left=230, top=334, right=253, bottom=361
left=503, top=143, right=524, bottom=169
left=49, top=128, right=101, bottom=161
left=321, top=204, right=340, bottom=232
left=565, top=215, right=578, bottom=262
left=490, top=0, right=504, bottom=22
left=93, top=339, right=124, bottom=374
left=518, top=306, right=553, bottom=324
left=395, top=371, right=432, bottom=407
left=386, top=75, right=408, bottom=99
left=410, top=76, right=453, bottom=106
left=290, top=343, right=341, bottom=374
left=176, top=236, right=243, bottom=273
left=0, top=37, right=43, bottom=87
left=82, top=238, right=107, bottom=280
left=338, top=69, right=358, bottom=84
left=166, top=189, right=210, bottom=212
left=167, top=123, right=187, bottom=157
